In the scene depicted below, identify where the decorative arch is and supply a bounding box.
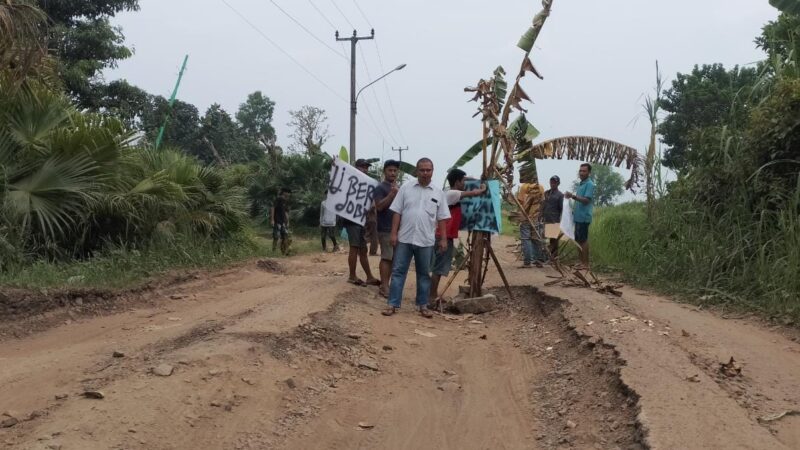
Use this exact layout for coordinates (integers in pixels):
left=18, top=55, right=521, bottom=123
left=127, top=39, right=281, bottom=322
left=518, top=136, right=643, bottom=190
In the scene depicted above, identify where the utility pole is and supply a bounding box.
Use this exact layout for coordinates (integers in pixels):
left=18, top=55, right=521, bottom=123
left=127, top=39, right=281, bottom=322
left=336, top=29, right=374, bottom=163
left=155, top=55, right=189, bottom=150
left=392, top=146, right=408, bottom=163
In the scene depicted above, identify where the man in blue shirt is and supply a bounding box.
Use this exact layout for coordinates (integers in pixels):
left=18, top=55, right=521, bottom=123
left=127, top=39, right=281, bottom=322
left=565, top=163, right=595, bottom=268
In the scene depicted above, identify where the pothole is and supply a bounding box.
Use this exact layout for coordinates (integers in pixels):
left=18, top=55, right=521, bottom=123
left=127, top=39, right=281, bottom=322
left=495, top=286, right=646, bottom=449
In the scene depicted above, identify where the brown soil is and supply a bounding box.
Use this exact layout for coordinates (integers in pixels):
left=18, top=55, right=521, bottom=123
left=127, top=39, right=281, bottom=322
left=1, top=237, right=798, bottom=449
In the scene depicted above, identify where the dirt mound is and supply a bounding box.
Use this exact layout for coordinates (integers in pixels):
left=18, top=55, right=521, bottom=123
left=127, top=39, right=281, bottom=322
left=256, top=259, right=285, bottom=274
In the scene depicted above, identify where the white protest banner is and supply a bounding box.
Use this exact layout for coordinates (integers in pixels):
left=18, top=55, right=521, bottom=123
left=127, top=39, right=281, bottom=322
left=560, top=198, right=575, bottom=241
left=325, top=158, right=379, bottom=226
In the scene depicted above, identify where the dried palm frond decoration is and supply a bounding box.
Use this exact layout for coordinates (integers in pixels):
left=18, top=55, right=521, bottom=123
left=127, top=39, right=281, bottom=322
left=518, top=136, right=644, bottom=191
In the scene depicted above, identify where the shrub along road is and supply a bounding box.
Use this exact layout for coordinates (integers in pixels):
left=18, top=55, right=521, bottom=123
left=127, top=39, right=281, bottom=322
left=0, top=236, right=798, bottom=449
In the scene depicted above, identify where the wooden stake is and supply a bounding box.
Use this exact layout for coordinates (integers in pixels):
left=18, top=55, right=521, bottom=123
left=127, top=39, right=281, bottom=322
left=488, top=244, right=515, bottom=301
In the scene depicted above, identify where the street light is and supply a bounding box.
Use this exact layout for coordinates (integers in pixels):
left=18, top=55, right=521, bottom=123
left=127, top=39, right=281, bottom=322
left=350, top=63, right=407, bottom=161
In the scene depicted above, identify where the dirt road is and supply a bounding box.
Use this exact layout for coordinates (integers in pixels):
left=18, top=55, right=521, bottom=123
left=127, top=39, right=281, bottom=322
left=1, top=237, right=799, bottom=449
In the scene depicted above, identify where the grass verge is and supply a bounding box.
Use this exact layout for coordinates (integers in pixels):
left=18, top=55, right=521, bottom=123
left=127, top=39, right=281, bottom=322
left=0, top=225, right=321, bottom=291
left=589, top=202, right=800, bottom=323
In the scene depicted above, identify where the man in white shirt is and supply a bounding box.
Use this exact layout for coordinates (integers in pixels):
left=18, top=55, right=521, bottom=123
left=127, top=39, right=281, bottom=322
left=382, top=158, right=450, bottom=318
left=319, top=198, right=339, bottom=252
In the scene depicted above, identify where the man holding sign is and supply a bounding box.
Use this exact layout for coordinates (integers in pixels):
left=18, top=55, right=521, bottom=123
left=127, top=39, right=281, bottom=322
left=325, top=158, right=380, bottom=287
left=383, top=158, right=450, bottom=318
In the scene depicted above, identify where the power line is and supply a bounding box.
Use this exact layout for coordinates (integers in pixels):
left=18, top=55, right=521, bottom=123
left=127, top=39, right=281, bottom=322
left=329, top=0, right=356, bottom=30
left=269, top=0, right=348, bottom=61
left=220, top=0, right=347, bottom=103
left=351, top=0, right=373, bottom=28
left=373, top=40, right=408, bottom=144
left=348, top=0, right=408, bottom=144
left=307, top=0, right=339, bottom=31
left=358, top=44, right=399, bottom=145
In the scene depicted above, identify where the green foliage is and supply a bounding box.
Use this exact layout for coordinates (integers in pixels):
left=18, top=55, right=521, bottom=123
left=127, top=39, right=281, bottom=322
left=245, top=152, right=333, bottom=226
left=0, top=79, right=248, bottom=267
left=659, top=64, right=759, bottom=171
left=38, top=0, right=140, bottom=107
left=595, top=19, right=800, bottom=321
left=236, top=91, right=276, bottom=146
left=570, top=165, right=625, bottom=206
left=590, top=198, right=800, bottom=322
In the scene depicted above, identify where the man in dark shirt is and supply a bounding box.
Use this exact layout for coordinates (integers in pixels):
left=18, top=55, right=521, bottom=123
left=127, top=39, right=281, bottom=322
left=271, top=188, right=291, bottom=254
left=372, top=160, right=400, bottom=297
left=541, top=175, right=564, bottom=258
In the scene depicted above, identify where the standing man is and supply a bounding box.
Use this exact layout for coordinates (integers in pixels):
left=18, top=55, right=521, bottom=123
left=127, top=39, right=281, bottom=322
left=541, top=175, right=564, bottom=259
left=344, top=159, right=381, bottom=287
left=518, top=183, right=545, bottom=267
left=372, top=160, right=401, bottom=298
left=271, top=188, right=291, bottom=255
left=430, top=169, right=486, bottom=304
left=319, top=196, right=339, bottom=253
left=565, top=163, right=595, bottom=268
left=383, top=158, right=450, bottom=318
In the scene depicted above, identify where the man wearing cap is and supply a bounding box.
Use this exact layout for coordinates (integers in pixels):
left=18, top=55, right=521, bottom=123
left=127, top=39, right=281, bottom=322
left=371, top=160, right=400, bottom=297
left=382, top=158, right=450, bottom=318
left=542, top=175, right=564, bottom=258
left=344, top=159, right=381, bottom=287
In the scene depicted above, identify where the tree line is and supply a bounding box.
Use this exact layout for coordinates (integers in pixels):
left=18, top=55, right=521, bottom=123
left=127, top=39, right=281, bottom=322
left=0, top=0, right=336, bottom=272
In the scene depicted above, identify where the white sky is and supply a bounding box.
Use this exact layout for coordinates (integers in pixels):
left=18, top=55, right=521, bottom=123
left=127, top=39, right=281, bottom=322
left=106, top=0, right=778, bottom=199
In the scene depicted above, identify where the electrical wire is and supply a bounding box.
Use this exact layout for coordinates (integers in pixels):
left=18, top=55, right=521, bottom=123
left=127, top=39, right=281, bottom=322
left=329, top=0, right=357, bottom=31
left=220, top=0, right=348, bottom=103
left=268, top=0, right=348, bottom=61
left=358, top=44, right=399, bottom=146
left=351, top=0, right=408, bottom=144
left=351, top=0, right=373, bottom=28
left=307, top=0, right=339, bottom=31
left=373, top=39, right=408, bottom=144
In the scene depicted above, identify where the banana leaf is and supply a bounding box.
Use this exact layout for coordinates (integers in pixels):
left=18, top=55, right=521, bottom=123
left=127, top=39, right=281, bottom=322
left=771, top=0, right=800, bottom=14
left=450, top=137, right=493, bottom=171
left=398, top=161, right=417, bottom=176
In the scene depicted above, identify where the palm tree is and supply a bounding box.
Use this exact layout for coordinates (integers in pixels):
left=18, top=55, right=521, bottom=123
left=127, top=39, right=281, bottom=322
left=0, top=0, right=48, bottom=83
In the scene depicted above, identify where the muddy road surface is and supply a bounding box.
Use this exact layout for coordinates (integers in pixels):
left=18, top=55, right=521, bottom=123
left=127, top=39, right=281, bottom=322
left=1, top=237, right=798, bottom=449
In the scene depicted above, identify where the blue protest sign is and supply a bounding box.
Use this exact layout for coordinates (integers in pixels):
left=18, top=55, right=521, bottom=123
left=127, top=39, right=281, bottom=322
left=460, top=180, right=502, bottom=233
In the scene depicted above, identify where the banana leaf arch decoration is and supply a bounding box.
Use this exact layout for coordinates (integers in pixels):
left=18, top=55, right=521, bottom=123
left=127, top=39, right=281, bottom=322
left=517, top=136, right=644, bottom=191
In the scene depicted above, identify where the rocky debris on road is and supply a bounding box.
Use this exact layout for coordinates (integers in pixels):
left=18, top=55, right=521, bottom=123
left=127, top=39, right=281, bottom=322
left=169, top=294, right=189, bottom=300
left=382, top=344, right=393, bottom=351
left=54, top=394, right=68, bottom=400
left=450, top=294, right=498, bottom=314
left=82, top=390, right=105, bottom=399
left=357, top=422, right=374, bottom=429
left=152, top=363, right=174, bottom=377
left=413, top=329, right=436, bottom=338
left=404, top=338, right=421, bottom=347
left=112, top=350, right=125, bottom=358
left=256, top=259, right=285, bottom=274
left=358, top=357, right=379, bottom=371
left=285, top=378, right=297, bottom=389
left=719, top=357, right=742, bottom=377
left=1, top=412, right=19, bottom=428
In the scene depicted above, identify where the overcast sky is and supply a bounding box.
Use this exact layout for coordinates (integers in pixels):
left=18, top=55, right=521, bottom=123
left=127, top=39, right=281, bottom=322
left=107, top=0, right=778, bottom=197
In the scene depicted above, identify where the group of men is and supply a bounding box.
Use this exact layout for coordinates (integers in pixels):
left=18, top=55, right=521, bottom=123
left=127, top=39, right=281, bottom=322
left=311, top=158, right=596, bottom=318
left=517, top=163, right=595, bottom=269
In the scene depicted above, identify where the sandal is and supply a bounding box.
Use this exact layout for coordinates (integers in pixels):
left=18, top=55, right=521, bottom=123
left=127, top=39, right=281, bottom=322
left=365, top=278, right=381, bottom=286
left=378, top=289, right=389, bottom=299
left=347, top=278, right=366, bottom=286
left=381, top=307, right=398, bottom=316
left=419, top=307, right=433, bottom=319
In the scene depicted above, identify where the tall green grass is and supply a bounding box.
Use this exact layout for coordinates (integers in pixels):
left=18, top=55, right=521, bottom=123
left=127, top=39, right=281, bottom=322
left=590, top=197, right=800, bottom=321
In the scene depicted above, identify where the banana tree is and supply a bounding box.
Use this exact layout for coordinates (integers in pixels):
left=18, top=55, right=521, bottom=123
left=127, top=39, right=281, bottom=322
left=457, top=0, right=644, bottom=297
